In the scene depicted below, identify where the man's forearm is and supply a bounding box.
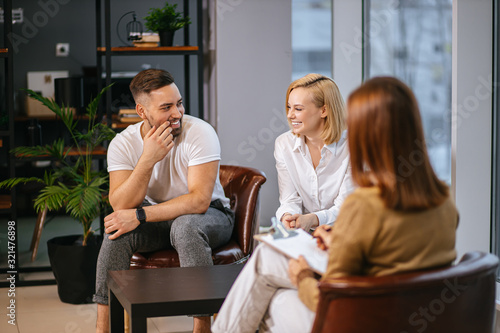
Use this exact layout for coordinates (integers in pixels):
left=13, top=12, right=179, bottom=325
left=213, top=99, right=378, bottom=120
left=142, top=191, right=212, bottom=223
left=109, top=161, right=155, bottom=210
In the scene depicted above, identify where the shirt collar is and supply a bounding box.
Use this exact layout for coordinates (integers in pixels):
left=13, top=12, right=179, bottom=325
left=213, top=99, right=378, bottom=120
left=325, top=129, right=347, bottom=156
left=292, top=134, right=306, bottom=153
left=292, top=129, right=347, bottom=156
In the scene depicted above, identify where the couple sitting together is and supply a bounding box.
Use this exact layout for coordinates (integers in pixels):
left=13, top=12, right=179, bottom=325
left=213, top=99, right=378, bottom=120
left=95, top=69, right=458, bottom=333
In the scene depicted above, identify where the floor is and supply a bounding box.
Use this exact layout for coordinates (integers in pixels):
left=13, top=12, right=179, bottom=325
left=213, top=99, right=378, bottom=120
left=0, top=284, right=194, bottom=332
left=0, top=215, right=195, bottom=333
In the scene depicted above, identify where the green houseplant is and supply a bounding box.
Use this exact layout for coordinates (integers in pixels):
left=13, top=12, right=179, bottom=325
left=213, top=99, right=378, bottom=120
left=144, top=2, right=191, bottom=46
left=0, top=86, right=116, bottom=304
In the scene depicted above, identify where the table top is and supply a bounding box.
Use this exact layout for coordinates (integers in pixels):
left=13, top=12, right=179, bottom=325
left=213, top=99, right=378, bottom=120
left=108, top=264, right=244, bottom=317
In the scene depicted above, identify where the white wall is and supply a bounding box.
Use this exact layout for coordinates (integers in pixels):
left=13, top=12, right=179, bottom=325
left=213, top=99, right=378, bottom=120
left=452, top=0, right=493, bottom=258
left=214, top=0, right=292, bottom=226
left=332, top=0, right=363, bottom=99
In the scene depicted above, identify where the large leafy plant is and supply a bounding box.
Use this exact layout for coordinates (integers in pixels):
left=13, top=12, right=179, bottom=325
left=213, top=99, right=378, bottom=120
left=144, top=2, right=191, bottom=32
left=0, top=86, right=116, bottom=245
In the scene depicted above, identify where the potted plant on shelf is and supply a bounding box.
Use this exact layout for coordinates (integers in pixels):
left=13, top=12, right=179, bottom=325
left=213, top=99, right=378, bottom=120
left=144, top=2, right=191, bottom=46
left=0, top=86, right=116, bottom=304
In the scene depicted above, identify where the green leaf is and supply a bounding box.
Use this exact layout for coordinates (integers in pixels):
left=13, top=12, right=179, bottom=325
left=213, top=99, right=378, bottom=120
left=33, top=183, right=70, bottom=213
left=11, top=138, right=67, bottom=161
left=144, top=2, right=191, bottom=32
left=6, top=85, right=115, bottom=241
left=0, top=177, right=45, bottom=189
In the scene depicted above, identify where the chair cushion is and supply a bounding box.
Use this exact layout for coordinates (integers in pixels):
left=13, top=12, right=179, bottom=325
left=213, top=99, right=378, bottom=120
left=130, top=240, right=248, bottom=269
left=130, top=250, right=180, bottom=269
left=212, top=240, right=247, bottom=265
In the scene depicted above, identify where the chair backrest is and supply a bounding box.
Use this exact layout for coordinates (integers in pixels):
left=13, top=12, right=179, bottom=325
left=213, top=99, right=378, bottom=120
left=219, top=165, right=267, bottom=256
left=311, top=251, right=499, bottom=333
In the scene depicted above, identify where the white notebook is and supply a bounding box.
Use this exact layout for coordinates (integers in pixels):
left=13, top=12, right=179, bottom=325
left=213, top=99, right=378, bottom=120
left=254, top=228, right=328, bottom=274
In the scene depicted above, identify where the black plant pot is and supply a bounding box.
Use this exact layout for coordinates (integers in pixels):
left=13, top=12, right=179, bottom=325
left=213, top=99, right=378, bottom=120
left=158, top=30, right=175, bottom=46
left=47, top=235, right=102, bottom=304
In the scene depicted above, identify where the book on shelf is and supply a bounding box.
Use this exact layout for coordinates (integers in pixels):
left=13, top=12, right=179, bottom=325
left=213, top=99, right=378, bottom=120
left=118, top=108, right=137, bottom=115
left=118, top=108, right=141, bottom=124
left=133, top=41, right=159, bottom=48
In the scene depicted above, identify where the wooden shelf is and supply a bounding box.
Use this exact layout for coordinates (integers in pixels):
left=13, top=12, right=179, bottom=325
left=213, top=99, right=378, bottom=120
left=111, top=121, right=139, bottom=129
left=97, top=46, right=199, bottom=56
left=15, top=115, right=95, bottom=122
left=15, top=145, right=107, bottom=160
left=0, top=195, right=12, bottom=210
left=109, top=114, right=140, bottom=129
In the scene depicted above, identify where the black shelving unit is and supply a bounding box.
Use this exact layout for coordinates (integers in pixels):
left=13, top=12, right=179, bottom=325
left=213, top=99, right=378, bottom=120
left=0, top=0, right=19, bottom=287
left=95, top=0, right=204, bottom=125
left=1, top=2, right=57, bottom=287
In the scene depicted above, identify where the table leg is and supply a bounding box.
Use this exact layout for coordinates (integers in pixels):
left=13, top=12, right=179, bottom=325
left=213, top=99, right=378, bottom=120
left=109, top=289, right=124, bottom=332
left=129, top=314, right=147, bottom=333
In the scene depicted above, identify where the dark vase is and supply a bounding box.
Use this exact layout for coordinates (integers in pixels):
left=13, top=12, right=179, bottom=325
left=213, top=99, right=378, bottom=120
left=158, top=30, right=175, bottom=46
left=47, top=234, right=103, bottom=304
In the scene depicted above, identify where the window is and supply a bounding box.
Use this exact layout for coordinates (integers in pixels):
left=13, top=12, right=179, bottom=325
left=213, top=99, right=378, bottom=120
left=364, top=0, right=453, bottom=183
left=292, top=0, right=332, bottom=81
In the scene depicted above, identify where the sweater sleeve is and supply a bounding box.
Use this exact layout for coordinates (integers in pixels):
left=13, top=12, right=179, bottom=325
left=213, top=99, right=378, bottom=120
left=296, top=191, right=378, bottom=311
left=297, top=276, right=320, bottom=311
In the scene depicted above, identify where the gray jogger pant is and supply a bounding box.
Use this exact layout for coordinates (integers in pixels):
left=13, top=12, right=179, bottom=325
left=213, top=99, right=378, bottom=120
left=92, top=202, right=234, bottom=305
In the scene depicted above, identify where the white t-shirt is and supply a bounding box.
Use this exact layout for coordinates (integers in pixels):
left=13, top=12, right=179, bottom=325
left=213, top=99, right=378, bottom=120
left=107, top=115, right=229, bottom=207
left=274, top=130, right=355, bottom=226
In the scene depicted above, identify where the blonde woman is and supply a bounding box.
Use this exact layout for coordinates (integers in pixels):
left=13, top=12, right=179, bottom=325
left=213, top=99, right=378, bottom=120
left=275, top=74, right=354, bottom=231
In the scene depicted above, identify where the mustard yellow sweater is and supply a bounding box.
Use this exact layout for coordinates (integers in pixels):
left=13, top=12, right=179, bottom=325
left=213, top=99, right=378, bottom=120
left=297, top=187, right=458, bottom=311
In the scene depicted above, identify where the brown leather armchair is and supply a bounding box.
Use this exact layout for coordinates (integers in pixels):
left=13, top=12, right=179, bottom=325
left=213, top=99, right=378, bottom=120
left=129, top=165, right=267, bottom=269
left=311, top=251, right=499, bottom=333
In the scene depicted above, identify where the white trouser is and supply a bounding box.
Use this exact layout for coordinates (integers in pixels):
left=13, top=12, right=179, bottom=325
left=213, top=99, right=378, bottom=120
left=212, top=244, right=316, bottom=333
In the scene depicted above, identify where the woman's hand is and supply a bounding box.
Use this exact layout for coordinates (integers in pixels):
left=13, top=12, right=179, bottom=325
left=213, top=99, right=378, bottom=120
left=288, top=256, right=313, bottom=287
left=282, top=213, right=319, bottom=231
left=281, top=213, right=294, bottom=228
left=295, top=213, right=319, bottom=231
left=313, top=225, right=333, bottom=251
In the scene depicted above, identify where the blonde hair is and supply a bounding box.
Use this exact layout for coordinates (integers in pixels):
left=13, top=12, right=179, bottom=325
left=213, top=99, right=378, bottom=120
left=285, top=74, right=346, bottom=145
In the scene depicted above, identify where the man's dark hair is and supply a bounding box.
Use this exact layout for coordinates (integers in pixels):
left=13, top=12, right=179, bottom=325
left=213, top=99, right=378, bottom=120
left=129, top=69, right=175, bottom=103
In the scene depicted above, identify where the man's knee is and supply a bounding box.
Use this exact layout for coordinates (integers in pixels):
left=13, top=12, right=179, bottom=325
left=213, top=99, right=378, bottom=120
left=171, top=219, right=204, bottom=241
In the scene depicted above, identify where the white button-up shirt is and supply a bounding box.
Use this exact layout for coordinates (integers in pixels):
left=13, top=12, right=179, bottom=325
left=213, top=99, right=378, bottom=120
left=274, top=130, right=355, bottom=226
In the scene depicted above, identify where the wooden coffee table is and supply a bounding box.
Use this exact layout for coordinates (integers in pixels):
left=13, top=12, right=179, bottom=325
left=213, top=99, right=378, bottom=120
left=108, top=264, right=244, bottom=333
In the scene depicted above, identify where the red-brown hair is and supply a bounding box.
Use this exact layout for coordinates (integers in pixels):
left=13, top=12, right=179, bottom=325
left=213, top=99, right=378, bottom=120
left=347, top=77, right=448, bottom=211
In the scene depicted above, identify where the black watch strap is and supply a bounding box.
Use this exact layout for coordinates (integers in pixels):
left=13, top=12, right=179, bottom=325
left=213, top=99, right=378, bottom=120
left=136, top=207, right=147, bottom=225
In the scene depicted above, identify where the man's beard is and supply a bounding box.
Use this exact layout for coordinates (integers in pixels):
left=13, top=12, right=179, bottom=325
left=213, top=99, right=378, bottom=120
left=146, top=118, right=183, bottom=137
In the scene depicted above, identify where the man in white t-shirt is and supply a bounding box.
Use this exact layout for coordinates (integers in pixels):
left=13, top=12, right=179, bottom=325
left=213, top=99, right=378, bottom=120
left=94, top=69, right=234, bottom=333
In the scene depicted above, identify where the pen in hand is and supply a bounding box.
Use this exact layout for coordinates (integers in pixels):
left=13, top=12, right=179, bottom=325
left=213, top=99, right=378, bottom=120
left=314, top=225, right=332, bottom=251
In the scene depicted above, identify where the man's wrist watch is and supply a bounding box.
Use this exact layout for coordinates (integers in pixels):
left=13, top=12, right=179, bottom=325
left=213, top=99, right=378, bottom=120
left=136, top=207, right=147, bottom=225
